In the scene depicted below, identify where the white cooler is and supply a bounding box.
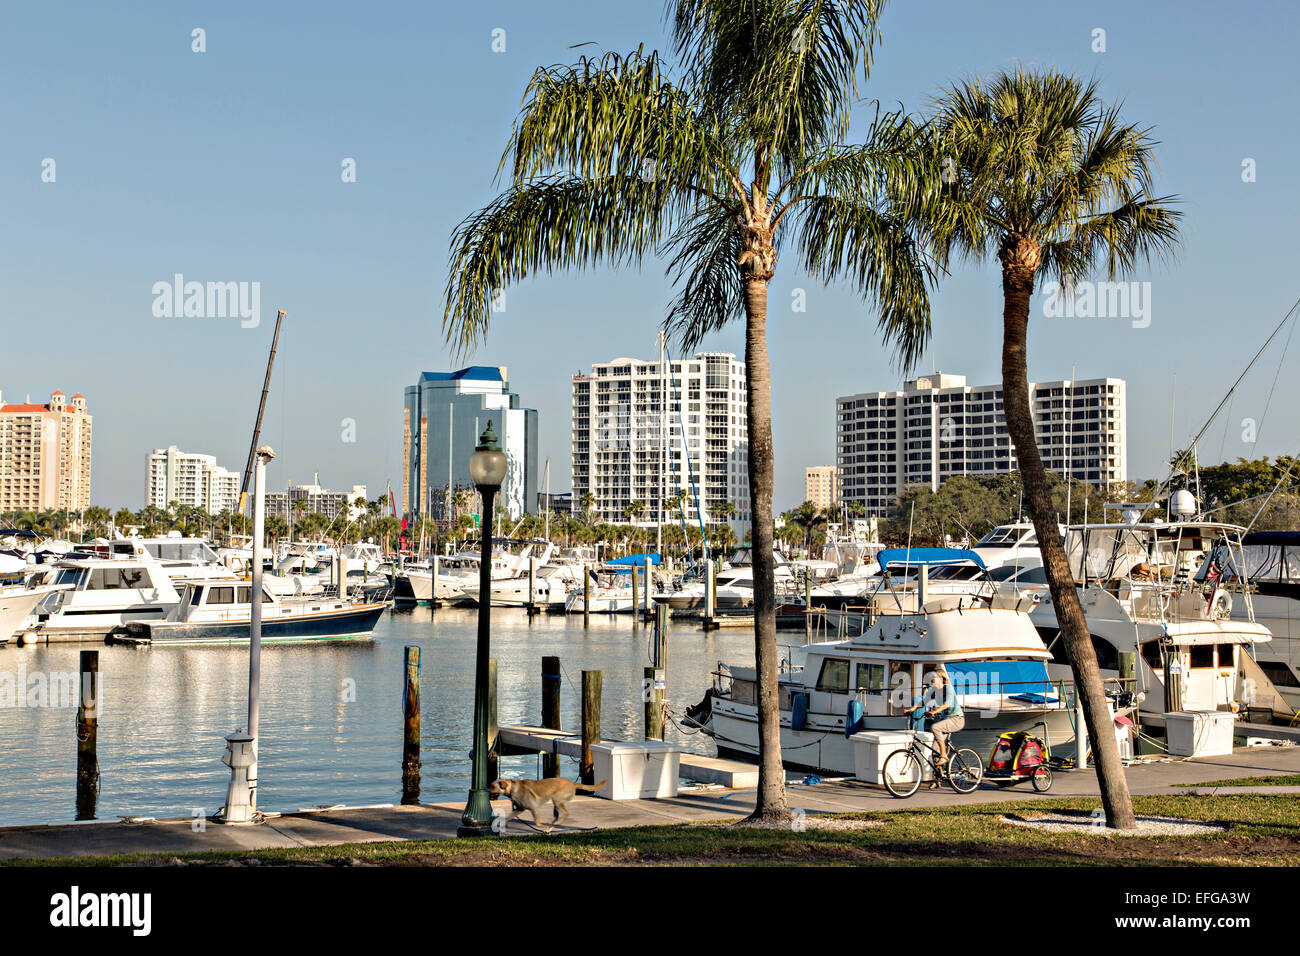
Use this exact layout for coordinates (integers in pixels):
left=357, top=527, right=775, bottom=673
left=851, top=730, right=936, bottom=785
left=1165, top=711, right=1236, bottom=757
left=589, top=741, right=681, bottom=799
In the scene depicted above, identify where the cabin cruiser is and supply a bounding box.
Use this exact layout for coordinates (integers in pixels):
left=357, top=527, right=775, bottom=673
left=398, top=538, right=548, bottom=604
left=1184, top=530, right=1300, bottom=712
left=0, top=581, right=72, bottom=644
left=969, top=520, right=1058, bottom=574
left=459, top=547, right=595, bottom=608
left=1030, top=518, right=1291, bottom=722
left=22, top=558, right=182, bottom=642
left=691, top=549, right=1078, bottom=774
left=655, top=554, right=796, bottom=610
left=120, top=578, right=386, bottom=645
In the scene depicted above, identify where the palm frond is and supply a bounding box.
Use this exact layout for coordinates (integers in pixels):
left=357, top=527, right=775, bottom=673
left=443, top=174, right=684, bottom=354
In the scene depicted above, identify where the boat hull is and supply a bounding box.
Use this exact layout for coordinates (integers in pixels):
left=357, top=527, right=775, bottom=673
left=123, top=603, right=387, bottom=645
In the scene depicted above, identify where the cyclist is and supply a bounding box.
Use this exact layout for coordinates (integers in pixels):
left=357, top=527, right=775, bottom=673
left=907, top=667, right=965, bottom=789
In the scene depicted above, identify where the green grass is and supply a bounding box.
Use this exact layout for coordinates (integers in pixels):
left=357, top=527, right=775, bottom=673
left=7, top=795, right=1299, bottom=867
left=1177, top=774, right=1300, bottom=788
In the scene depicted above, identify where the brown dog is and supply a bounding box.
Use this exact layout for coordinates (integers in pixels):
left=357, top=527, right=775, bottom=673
left=488, top=777, right=606, bottom=832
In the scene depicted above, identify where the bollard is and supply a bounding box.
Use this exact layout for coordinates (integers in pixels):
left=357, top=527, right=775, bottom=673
left=402, top=645, right=421, bottom=803
left=75, top=650, right=99, bottom=820
left=581, top=670, right=602, bottom=785
left=542, top=656, right=561, bottom=777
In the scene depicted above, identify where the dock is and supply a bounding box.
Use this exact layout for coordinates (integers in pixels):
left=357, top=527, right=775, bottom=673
left=498, top=725, right=761, bottom=788
left=2, top=742, right=1297, bottom=861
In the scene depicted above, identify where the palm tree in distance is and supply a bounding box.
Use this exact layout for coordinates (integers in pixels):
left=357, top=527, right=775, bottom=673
left=921, top=69, right=1182, bottom=829
left=442, top=0, right=938, bottom=823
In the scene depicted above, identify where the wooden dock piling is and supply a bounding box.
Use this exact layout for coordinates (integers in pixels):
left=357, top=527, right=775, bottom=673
left=541, top=656, right=561, bottom=777
left=75, top=650, right=99, bottom=820
left=583, top=564, right=591, bottom=624
left=631, top=563, right=639, bottom=625
left=487, top=658, right=499, bottom=782
left=580, top=670, right=602, bottom=785
left=645, top=604, right=669, bottom=740
left=402, top=645, right=421, bottom=802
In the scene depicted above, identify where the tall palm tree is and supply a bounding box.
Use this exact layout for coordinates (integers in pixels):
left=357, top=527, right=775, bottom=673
left=786, top=500, right=827, bottom=556
left=922, top=69, right=1181, bottom=829
left=442, top=0, right=933, bottom=822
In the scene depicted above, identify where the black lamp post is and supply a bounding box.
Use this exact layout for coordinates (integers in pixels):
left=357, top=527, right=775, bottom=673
left=459, top=420, right=507, bottom=837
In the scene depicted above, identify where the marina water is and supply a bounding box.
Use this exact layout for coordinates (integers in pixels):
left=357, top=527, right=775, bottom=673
left=0, top=608, right=756, bottom=827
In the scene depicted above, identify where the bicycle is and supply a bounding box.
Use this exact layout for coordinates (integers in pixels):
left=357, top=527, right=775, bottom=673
left=881, top=732, right=983, bottom=798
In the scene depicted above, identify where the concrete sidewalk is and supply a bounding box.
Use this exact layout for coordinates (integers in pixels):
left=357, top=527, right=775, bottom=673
left=1, top=745, right=1295, bottom=862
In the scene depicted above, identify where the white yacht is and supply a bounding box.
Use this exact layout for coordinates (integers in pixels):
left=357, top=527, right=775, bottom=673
left=1197, top=531, right=1300, bottom=710
left=693, top=549, right=1078, bottom=773
left=0, top=581, right=72, bottom=645
left=1030, top=517, right=1291, bottom=721
left=23, top=558, right=182, bottom=642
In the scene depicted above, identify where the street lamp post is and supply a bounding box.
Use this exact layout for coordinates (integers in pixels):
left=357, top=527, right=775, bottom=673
left=459, top=421, right=508, bottom=837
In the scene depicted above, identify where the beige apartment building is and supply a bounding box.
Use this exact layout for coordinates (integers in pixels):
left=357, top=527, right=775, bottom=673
left=0, top=390, right=93, bottom=512
left=804, top=466, right=840, bottom=510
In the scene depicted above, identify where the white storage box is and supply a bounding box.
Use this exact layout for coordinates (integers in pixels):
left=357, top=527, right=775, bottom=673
left=1165, top=711, right=1236, bottom=757
left=851, top=730, right=935, bottom=785
left=589, top=741, right=681, bottom=800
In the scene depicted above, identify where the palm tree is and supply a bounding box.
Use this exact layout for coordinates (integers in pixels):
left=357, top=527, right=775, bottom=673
left=579, top=492, right=597, bottom=526
left=441, top=0, right=933, bottom=823
left=922, top=69, right=1181, bottom=829
left=624, top=499, right=646, bottom=525
left=785, top=500, right=827, bottom=556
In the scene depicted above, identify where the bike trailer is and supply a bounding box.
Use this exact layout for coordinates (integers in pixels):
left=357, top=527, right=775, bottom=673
left=986, top=731, right=1049, bottom=777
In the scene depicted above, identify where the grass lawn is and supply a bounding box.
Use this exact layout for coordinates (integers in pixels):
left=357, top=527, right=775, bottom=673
left=1178, top=774, right=1300, bottom=788
left=9, top=794, right=1300, bottom=867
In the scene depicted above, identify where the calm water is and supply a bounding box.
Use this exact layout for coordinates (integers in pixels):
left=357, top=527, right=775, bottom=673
left=0, top=607, right=758, bottom=827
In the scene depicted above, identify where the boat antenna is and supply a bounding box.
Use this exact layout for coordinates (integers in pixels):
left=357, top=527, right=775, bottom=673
left=1137, top=294, right=1300, bottom=523
left=1065, top=365, right=1075, bottom=527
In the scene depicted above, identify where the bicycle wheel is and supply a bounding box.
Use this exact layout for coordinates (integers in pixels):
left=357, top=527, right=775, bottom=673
left=882, top=749, right=923, bottom=798
left=1030, top=765, right=1053, bottom=793
left=946, top=748, right=983, bottom=794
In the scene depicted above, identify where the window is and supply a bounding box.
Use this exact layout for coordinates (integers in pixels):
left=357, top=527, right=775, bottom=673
left=1256, top=660, right=1300, bottom=688
left=208, top=587, right=235, bottom=605
left=855, top=662, right=885, bottom=694
left=1189, top=643, right=1215, bottom=669
left=816, top=658, right=850, bottom=692
left=1214, top=644, right=1235, bottom=669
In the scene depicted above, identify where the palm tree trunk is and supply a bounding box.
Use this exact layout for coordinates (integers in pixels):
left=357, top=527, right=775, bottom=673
left=999, top=250, right=1137, bottom=830
left=742, top=276, right=790, bottom=822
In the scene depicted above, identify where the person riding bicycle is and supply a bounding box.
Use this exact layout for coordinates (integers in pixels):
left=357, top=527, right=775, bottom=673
left=906, top=667, right=965, bottom=789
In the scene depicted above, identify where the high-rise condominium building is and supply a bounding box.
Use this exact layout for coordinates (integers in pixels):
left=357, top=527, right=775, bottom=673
left=804, top=466, right=840, bottom=510
left=266, top=479, right=367, bottom=521
left=0, top=390, right=92, bottom=512
left=404, top=366, right=538, bottom=520
left=145, top=446, right=241, bottom=514
left=571, top=353, right=748, bottom=526
left=836, top=372, right=1126, bottom=516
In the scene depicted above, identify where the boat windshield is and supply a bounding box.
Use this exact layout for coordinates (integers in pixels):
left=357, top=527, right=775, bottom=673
left=975, top=526, right=1029, bottom=547
left=1197, top=541, right=1300, bottom=584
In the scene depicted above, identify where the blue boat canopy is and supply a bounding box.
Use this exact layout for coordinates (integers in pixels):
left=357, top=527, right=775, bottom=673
left=877, top=547, right=986, bottom=572
left=606, top=552, right=661, bottom=567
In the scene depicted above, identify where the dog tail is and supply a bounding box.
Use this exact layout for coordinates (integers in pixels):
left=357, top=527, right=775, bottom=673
left=573, top=780, right=607, bottom=792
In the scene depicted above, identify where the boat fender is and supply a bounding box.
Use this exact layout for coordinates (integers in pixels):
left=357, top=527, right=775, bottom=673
left=845, top=698, right=864, bottom=737
left=791, top=692, right=809, bottom=731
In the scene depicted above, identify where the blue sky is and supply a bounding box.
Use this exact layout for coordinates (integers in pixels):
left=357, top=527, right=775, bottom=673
left=2, top=0, right=1298, bottom=511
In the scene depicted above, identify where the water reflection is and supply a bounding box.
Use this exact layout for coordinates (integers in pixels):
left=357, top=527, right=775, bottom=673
left=0, top=607, right=756, bottom=826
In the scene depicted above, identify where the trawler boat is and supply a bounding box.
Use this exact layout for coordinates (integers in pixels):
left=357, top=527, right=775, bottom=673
left=121, top=579, right=386, bottom=644
left=1200, top=531, right=1300, bottom=711
left=460, top=561, right=586, bottom=609
left=23, top=558, right=182, bottom=641
left=1030, top=517, right=1291, bottom=721
left=693, top=549, right=1077, bottom=774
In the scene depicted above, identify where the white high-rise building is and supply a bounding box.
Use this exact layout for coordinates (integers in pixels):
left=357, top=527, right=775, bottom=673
left=145, top=446, right=241, bottom=514
left=571, top=353, right=749, bottom=526
left=836, top=372, right=1126, bottom=516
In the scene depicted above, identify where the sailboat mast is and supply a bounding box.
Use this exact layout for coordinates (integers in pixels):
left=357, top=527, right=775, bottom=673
left=658, top=329, right=666, bottom=557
